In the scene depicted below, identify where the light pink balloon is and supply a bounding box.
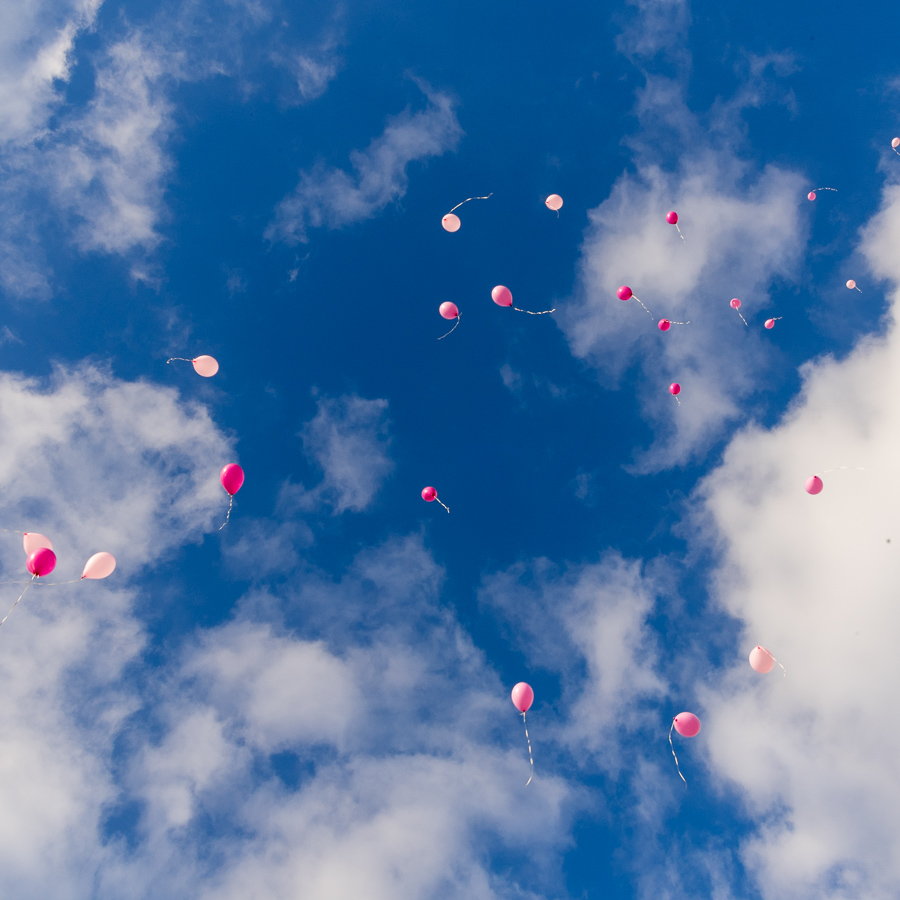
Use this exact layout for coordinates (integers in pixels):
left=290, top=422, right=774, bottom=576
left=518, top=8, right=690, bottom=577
left=81, top=552, right=116, bottom=580
left=749, top=646, right=775, bottom=674
left=669, top=382, right=681, bottom=396
left=764, top=318, right=775, bottom=329
left=511, top=682, right=534, bottom=713
left=492, top=285, right=513, bottom=307
left=192, top=355, right=219, bottom=377
left=893, top=138, right=900, bottom=150
left=220, top=464, right=244, bottom=496
left=545, top=194, right=563, bottom=211
left=658, top=319, right=671, bottom=331
left=421, top=486, right=437, bottom=502
left=673, top=712, right=701, bottom=737
left=846, top=280, right=857, bottom=290
left=442, top=213, right=461, bottom=233
left=617, top=285, right=633, bottom=301
left=730, top=298, right=741, bottom=309
left=805, top=475, right=823, bottom=495
left=808, top=191, right=816, bottom=201
left=666, top=211, right=678, bottom=225
left=27, top=547, right=56, bottom=577
left=22, top=533, right=53, bottom=555
left=439, top=301, right=459, bottom=320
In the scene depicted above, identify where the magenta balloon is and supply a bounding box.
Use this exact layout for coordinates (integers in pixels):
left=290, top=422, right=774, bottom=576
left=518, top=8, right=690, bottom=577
left=658, top=319, right=671, bottom=331
left=673, top=712, right=701, bottom=738
left=805, top=475, right=823, bottom=495
left=442, top=213, right=461, bottom=233
left=669, top=382, right=681, bottom=396
left=749, top=646, right=775, bottom=674
left=666, top=210, right=678, bottom=225
left=81, top=551, right=116, bottom=580
left=220, top=463, right=244, bottom=496
left=808, top=191, right=816, bottom=201
left=192, top=355, right=219, bottom=377
left=511, top=682, right=534, bottom=713
left=27, top=547, right=56, bottom=577
left=764, top=318, right=775, bottom=329
left=491, top=285, right=513, bottom=307
left=439, top=301, right=459, bottom=320
left=421, top=486, right=437, bottom=502
left=730, top=298, right=741, bottom=309
left=893, top=138, right=900, bottom=150
left=617, top=285, right=633, bottom=301
left=545, top=194, right=563, bottom=211
left=22, top=533, right=53, bottom=555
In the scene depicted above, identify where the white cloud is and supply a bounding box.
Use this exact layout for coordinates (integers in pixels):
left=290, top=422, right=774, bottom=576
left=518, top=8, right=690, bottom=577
left=266, top=83, right=462, bottom=243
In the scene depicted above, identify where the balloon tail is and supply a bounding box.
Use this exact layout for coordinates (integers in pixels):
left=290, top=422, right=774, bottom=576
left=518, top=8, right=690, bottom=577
left=218, top=494, right=234, bottom=531
left=447, top=193, right=493, bottom=215
left=632, top=296, right=654, bottom=318
left=669, top=721, right=687, bottom=785
left=822, top=466, right=866, bottom=475
left=436, top=497, right=450, bottom=514
left=894, top=148, right=900, bottom=157
left=735, top=310, right=748, bottom=326
left=814, top=187, right=838, bottom=192
left=513, top=306, right=556, bottom=315
left=675, top=224, right=685, bottom=241
left=522, top=712, right=534, bottom=786
left=0, top=575, right=35, bottom=629
left=437, top=315, right=461, bottom=340
left=673, top=395, right=681, bottom=406
left=854, top=286, right=862, bottom=293
left=670, top=320, right=690, bottom=326
left=166, top=357, right=193, bottom=365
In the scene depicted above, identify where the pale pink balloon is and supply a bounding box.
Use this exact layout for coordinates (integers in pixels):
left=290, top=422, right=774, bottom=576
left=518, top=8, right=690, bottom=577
left=658, top=319, right=671, bottom=331
left=617, top=285, right=633, bottom=301
left=673, top=712, right=701, bottom=737
left=511, top=682, right=534, bottom=713
left=492, top=285, right=513, bottom=307
left=846, top=280, right=857, bottom=290
left=81, top=551, right=116, bottom=580
left=22, top=533, right=53, bottom=555
left=439, top=301, right=459, bottom=320
left=808, top=191, right=816, bottom=201
left=545, top=194, right=563, bottom=211
left=220, top=463, right=244, bottom=496
left=730, top=298, right=741, bottom=310
left=805, top=475, right=823, bottom=495
left=749, top=646, right=775, bottom=674
left=764, top=318, right=775, bottom=329
left=421, top=486, right=437, bottom=502
left=666, top=211, right=678, bottom=225
left=669, top=383, right=681, bottom=396
left=192, top=355, right=219, bottom=377
left=27, top=547, right=56, bottom=577
left=893, top=138, right=900, bottom=150
left=442, top=213, right=461, bottom=233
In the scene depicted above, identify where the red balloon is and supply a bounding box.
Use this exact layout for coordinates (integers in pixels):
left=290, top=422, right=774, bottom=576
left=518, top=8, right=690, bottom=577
left=27, top=548, right=56, bottom=577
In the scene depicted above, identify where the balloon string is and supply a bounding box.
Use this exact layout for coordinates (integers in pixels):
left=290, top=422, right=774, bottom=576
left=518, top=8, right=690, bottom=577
left=0, top=579, right=80, bottom=587
left=894, top=148, right=900, bottom=158
left=437, top=315, right=461, bottom=340
left=632, top=296, right=654, bottom=318
left=0, top=529, right=25, bottom=535
left=674, top=223, right=685, bottom=242
left=512, top=306, right=556, bottom=315
left=0, top=575, right=35, bottom=629
left=669, top=320, right=690, bottom=326
left=673, top=395, right=681, bottom=407
left=852, top=285, right=862, bottom=293
left=669, top=721, right=687, bottom=786
left=522, top=712, right=534, bottom=786
left=436, top=497, right=450, bottom=514
left=219, top=494, right=234, bottom=530
left=813, top=187, right=838, bottom=192
left=166, top=358, right=194, bottom=364
left=763, top=648, right=787, bottom=678
left=447, top=193, right=493, bottom=215
left=735, top=310, right=748, bottom=326
left=821, top=466, right=865, bottom=475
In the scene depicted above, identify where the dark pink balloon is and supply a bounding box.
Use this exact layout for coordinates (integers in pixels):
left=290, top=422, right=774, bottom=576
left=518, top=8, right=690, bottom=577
left=439, top=302, right=459, bottom=320
left=617, top=285, right=633, bottom=301
left=673, top=712, right=701, bottom=737
left=511, top=682, right=534, bottom=713
left=27, top=548, right=56, bottom=577
left=421, top=486, right=437, bottom=502
left=491, top=285, right=513, bottom=307
left=765, top=318, right=775, bottom=329
left=805, top=475, right=823, bottom=495
left=666, top=211, right=678, bottom=225
left=730, top=298, right=741, bottom=310
left=669, top=383, right=681, bottom=396
left=658, top=319, right=671, bottom=331
left=220, top=464, right=244, bottom=496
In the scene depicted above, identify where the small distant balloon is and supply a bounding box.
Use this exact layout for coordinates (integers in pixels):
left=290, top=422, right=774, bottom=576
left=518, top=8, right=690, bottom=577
left=892, top=137, right=900, bottom=155
left=730, top=298, right=748, bottom=326
left=81, top=552, right=116, bottom=580
left=421, top=486, right=449, bottom=513
left=22, top=533, right=53, bottom=555
left=491, top=285, right=555, bottom=315
left=807, top=187, right=837, bottom=201
left=166, top=356, right=219, bottom=377
left=764, top=317, right=782, bottom=330
left=616, top=286, right=653, bottom=318
left=658, top=318, right=689, bottom=331
left=219, top=464, right=244, bottom=530
left=846, top=280, right=861, bottom=293
left=669, top=382, right=681, bottom=406
left=437, top=302, right=461, bottom=340
left=545, top=194, right=563, bottom=214
left=511, top=683, right=536, bottom=786
left=441, top=193, right=492, bottom=231
left=665, top=210, right=685, bottom=241
left=669, top=712, right=701, bottom=784
left=805, top=475, right=824, bottom=495
left=27, top=548, right=56, bottom=578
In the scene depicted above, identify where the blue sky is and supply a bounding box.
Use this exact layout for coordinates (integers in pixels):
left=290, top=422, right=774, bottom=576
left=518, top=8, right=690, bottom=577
left=1, top=0, right=900, bottom=897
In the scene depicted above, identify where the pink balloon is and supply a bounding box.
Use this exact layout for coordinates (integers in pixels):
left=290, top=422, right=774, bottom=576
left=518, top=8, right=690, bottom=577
left=491, top=285, right=513, bottom=307
left=442, top=213, right=461, bottom=233
left=617, top=285, right=633, bottom=301
left=805, top=475, right=823, bottom=495
left=81, top=551, right=116, bottom=580
left=673, top=712, right=701, bottom=738
left=669, top=382, right=681, bottom=396
left=846, top=280, right=857, bottom=290
left=666, top=210, right=678, bottom=225
left=220, top=464, right=244, bottom=496
left=749, top=646, right=775, bottom=674
left=764, top=318, right=775, bottom=329
left=893, top=138, right=900, bottom=150
left=511, top=682, right=534, bottom=713
left=545, top=194, right=563, bottom=211
left=808, top=191, right=816, bottom=201
left=421, top=486, right=437, bottom=502
left=22, top=533, right=53, bottom=555
left=439, top=301, right=459, bottom=320
left=192, top=356, right=219, bottom=377
left=27, top=547, right=56, bottom=577
left=658, top=319, right=671, bottom=331
left=730, top=298, right=741, bottom=310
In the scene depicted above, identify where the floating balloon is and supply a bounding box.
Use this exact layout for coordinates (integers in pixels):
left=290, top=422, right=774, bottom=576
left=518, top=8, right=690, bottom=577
left=846, top=280, right=861, bottom=293
left=617, top=285, right=653, bottom=318
left=807, top=187, right=837, bottom=201
left=219, top=464, right=244, bottom=529
left=893, top=137, right=900, bottom=156
left=545, top=194, right=563, bottom=214
left=22, top=533, right=53, bottom=555
left=441, top=193, right=492, bottom=231
left=749, top=645, right=786, bottom=676
left=511, top=682, right=535, bottom=786
left=666, top=210, right=685, bottom=241
left=81, top=552, right=116, bottom=580
left=730, top=298, right=748, bottom=326
left=669, top=382, right=681, bottom=406
left=27, top=548, right=56, bottom=577
left=167, top=356, right=219, bottom=377
left=668, top=712, right=700, bottom=784
left=437, top=302, right=461, bottom=340
left=805, top=475, right=823, bottom=495
left=764, top=317, right=782, bottom=329
left=491, top=285, right=555, bottom=315
left=658, top=318, right=689, bottom=331
left=421, top=486, right=449, bottom=513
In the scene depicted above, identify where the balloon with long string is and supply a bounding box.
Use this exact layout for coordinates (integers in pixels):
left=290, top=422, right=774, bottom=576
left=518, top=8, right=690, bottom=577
left=0, top=549, right=56, bottom=629
left=749, top=645, right=786, bottom=677
left=167, top=355, right=219, bottom=377
left=492, top=285, right=555, bottom=315
left=219, top=464, right=244, bottom=529
left=545, top=194, right=563, bottom=217
left=658, top=318, right=690, bottom=331
left=892, top=138, right=900, bottom=156
left=666, top=210, right=685, bottom=241
left=807, top=188, right=837, bottom=201
left=846, top=280, right=862, bottom=293
left=511, top=682, right=535, bottom=786
left=669, top=712, right=700, bottom=785
left=764, top=317, right=782, bottom=330
left=421, top=486, right=449, bottom=513
left=804, top=467, right=864, bottom=495
left=441, top=193, right=493, bottom=232
left=729, top=298, right=748, bottom=326
left=669, top=382, right=681, bottom=406
left=617, top=285, right=653, bottom=318
left=437, top=302, right=460, bottom=340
